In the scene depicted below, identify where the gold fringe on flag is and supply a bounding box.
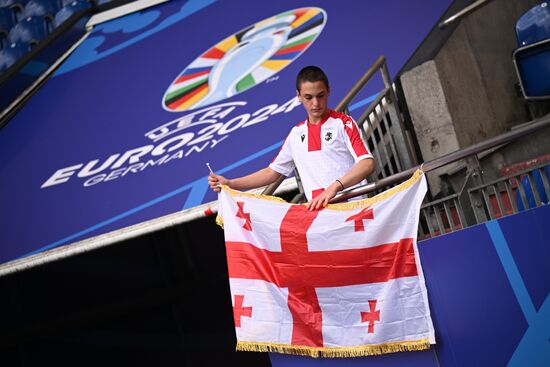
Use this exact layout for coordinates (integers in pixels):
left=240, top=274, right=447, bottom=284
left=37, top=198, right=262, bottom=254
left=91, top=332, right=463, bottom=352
left=236, top=339, right=431, bottom=358
left=215, top=214, right=224, bottom=228
left=215, top=170, right=425, bottom=226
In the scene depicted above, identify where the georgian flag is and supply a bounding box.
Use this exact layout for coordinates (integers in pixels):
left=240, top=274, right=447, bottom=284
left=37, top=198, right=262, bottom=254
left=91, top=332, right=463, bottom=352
left=216, top=170, right=434, bottom=358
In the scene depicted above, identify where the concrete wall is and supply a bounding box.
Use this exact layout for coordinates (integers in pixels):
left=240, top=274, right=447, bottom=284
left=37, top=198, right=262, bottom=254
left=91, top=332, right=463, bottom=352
left=400, top=0, right=546, bottom=195
left=400, top=61, right=461, bottom=193
left=434, top=0, right=539, bottom=146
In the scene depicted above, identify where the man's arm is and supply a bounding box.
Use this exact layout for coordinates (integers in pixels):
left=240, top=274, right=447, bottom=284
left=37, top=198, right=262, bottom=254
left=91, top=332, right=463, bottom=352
left=208, top=167, right=283, bottom=193
left=306, top=158, right=375, bottom=210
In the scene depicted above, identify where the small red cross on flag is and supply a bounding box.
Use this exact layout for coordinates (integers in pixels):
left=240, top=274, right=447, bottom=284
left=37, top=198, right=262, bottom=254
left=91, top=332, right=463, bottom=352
left=345, top=207, right=374, bottom=232
left=236, top=202, right=252, bottom=231
left=361, top=300, right=380, bottom=333
left=233, top=294, right=252, bottom=328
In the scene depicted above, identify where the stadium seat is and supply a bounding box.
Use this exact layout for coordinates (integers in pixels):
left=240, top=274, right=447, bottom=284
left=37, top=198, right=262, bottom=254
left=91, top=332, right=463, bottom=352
left=22, top=0, right=59, bottom=20
left=516, top=2, right=550, bottom=46
left=0, top=32, right=7, bottom=49
left=61, top=0, right=91, bottom=6
left=513, top=2, right=550, bottom=99
left=0, top=0, right=28, bottom=10
left=8, top=16, right=48, bottom=45
left=0, top=40, right=29, bottom=70
left=0, top=7, right=17, bottom=33
left=0, top=0, right=28, bottom=21
left=54, top=0, right=90, bottom=28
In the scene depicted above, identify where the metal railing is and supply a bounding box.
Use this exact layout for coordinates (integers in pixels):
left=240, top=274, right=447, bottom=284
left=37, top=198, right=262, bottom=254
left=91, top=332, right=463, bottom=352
left=331, top=115, right=550, bottom=202
left=438, top=0, right=495, bottom=29
left=331, top=113, right=550, bottom=240
left=468, top=164, right=550, bottom=221
left=419, top=193, right=467, bottom=239
left=342, top=56, right=417, bottom=181
left=418, top=163, right=549, bottom=240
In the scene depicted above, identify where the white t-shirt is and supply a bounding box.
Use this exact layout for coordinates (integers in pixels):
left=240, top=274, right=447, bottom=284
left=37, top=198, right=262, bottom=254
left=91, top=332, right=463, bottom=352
left=269, top=109, right=373, bottom=200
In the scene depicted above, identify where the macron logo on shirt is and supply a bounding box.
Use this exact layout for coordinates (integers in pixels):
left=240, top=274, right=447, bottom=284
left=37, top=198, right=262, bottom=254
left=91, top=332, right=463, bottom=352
left=344, top=120, right=353, bottom=130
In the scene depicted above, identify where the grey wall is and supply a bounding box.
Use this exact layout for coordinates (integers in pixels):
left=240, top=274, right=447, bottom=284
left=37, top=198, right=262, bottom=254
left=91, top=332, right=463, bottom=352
left=434, top=0, right=539, bottom=145
left=400, top=0, right=546, bottom=195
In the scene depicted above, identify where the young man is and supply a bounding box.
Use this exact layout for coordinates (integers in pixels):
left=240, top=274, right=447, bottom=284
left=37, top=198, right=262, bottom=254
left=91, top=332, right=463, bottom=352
left=208, top=66, right=375, bottom=210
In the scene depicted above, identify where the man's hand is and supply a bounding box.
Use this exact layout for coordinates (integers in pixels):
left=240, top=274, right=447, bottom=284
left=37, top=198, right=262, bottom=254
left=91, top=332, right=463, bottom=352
left=306, top=183, right=339, bottom=211
left=208, top=173, right=230, bottom=193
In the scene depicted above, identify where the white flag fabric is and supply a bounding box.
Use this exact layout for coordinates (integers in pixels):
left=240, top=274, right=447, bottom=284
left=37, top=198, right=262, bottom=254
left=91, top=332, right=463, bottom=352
left=216, top=170, right=434, bottom=358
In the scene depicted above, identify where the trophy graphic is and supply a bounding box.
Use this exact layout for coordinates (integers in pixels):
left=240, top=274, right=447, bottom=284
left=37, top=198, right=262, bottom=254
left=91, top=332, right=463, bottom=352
left=163, top=8, right=327, bottom=112
left=195, top=17, right=293, bottom=109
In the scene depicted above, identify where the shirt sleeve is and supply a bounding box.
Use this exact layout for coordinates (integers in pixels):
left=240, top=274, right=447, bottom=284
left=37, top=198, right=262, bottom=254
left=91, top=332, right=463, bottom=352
left=269, top=131, right=295, bottom=177
left=342, top=116, right=373, bottom=162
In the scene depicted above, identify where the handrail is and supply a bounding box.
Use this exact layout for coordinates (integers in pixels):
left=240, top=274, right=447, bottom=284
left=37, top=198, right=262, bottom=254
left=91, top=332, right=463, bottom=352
left=355, top=86, right=391, bottom=128
left=335, top=55, right=387, bottom=112
left=331, top=113, right=550, bottom=203
left=261, top=175, right=286, bottom=196
left=438, top=0, right=495, bottom=29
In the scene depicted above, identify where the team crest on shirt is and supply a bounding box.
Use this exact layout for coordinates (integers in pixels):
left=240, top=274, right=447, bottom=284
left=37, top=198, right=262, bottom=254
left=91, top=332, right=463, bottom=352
left=324, top=131, right=334, bottom=142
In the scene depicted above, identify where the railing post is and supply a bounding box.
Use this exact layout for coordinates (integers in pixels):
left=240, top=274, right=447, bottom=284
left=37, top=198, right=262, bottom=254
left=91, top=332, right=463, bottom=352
left=261, top=175, right=286, bottom=196
left=382, top=61, right=417, bottom=169
left=381, top=62, right=392, bottom=89
left=464, top=155, right=488, bottom=224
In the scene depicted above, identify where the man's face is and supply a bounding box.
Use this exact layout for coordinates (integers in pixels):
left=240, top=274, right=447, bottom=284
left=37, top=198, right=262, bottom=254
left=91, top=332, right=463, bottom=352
left=297, top=81, right=330, bottom=123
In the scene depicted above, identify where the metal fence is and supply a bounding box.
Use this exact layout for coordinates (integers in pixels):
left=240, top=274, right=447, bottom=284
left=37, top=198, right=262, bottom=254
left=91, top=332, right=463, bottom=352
left=336, top=56, right=417, bottom=181
left=419, top=163, right=549, bottom=240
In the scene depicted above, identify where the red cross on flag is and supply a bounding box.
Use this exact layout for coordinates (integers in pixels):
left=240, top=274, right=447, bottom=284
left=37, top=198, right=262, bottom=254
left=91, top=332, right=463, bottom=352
left=216, top=170, right=434, bottom=358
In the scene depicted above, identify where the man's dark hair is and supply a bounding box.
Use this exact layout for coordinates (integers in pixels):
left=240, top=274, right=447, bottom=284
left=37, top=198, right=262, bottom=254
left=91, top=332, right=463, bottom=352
left=296, top=66, right=329, bottom=91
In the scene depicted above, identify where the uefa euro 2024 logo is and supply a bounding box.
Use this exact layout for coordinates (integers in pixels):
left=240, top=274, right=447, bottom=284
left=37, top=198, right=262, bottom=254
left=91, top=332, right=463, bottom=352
left=41, top=8, right=328, bottom=189
left=162, top=7, right=327, bottom=112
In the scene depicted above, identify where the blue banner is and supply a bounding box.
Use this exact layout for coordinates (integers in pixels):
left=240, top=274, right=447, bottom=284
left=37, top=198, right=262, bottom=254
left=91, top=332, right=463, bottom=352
left=0, top=0, right=451, bottom=264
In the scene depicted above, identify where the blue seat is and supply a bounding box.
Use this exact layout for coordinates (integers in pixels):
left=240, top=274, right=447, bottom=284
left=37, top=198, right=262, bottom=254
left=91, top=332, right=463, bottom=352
left=513, top=2, right=550, bottom=99
left=0, top=7, right=17, bottom=33
left=516, top=2, right=550, bottom=47
left=8, top=16, right=48, bottom=45
left=0, top=40, right=29, bottom=70
left=22, top=0, right=59, bottom=19
left=0, top=0, right=28, bottom=21
left=61, top=0, right=90, bottom=6
left=0, top=0, right=28, bottom=10
left=54, top=0, right=90, bottom=27
left=0, top=32, right=7, bottom=49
